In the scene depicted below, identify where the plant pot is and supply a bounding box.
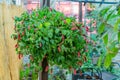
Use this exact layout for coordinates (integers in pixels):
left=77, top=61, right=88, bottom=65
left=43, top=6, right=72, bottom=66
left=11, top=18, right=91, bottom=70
left=72, top=73, right=102, bottom=80
left=72, top=73, right=84, bottom=80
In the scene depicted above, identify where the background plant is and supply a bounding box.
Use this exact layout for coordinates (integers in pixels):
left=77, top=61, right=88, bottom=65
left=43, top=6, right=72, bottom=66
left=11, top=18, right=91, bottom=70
left=86, top=4, right=120, bottom=69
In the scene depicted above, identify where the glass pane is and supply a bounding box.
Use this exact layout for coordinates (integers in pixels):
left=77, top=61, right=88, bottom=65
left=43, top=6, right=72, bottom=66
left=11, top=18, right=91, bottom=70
left=104, top=0, right=118, bottom=2
left=0, top=0, right=2, bottom=3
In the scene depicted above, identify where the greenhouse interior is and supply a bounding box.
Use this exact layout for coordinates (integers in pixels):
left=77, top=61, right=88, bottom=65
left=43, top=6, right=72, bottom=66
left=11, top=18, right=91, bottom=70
left=0, top=0, right=120, bottom=80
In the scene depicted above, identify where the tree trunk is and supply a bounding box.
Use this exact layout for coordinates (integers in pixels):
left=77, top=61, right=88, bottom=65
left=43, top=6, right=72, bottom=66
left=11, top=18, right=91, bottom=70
left=41, top=57, right=48, bottom=80
left=39, top=1, right=50, bottom=79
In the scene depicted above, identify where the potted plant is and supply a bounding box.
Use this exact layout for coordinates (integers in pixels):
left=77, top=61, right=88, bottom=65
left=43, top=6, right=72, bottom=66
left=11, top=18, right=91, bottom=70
left=12, top=7, right=90, bottom=80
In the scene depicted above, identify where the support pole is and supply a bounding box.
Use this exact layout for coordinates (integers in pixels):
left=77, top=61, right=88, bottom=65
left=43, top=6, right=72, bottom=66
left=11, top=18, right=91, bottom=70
left=79, top=2, right=82, bottom=22
left=40, top=0, right=50, bottom=8
left=68, top=0, right=118, bottom=4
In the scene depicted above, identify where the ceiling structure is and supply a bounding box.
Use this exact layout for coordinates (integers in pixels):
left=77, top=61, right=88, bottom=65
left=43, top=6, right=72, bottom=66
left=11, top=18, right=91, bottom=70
left=66, top=0, right=119, bottom=4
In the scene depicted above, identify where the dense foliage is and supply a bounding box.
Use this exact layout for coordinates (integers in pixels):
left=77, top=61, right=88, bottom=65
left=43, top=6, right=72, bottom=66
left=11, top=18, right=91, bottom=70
left=12, top=7, right=90, bottom=72
left=88, top=4, right=120, bottom=68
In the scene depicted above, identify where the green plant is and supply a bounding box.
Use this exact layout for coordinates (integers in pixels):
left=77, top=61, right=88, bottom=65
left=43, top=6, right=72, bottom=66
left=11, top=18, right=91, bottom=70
left=12, top=7, right=90, bottom=79
left=87, top=4, right=120, bottom=69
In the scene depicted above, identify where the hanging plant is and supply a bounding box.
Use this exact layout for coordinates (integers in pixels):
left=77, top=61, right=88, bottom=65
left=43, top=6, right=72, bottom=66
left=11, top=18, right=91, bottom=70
left=11, top=7, right=90, bottom=79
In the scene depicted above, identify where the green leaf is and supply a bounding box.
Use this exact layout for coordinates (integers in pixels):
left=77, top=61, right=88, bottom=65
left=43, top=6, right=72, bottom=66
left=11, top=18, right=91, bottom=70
left=38, top=23, right=43, bottom=29
left=62, top=30, right=67, bottom=35
left=103, top=34, right=108, bottom=45
left=60, top=56, right=65, bottom=62
left=106, top=11, right=114, bottom=21
left=44, top=22, right=51, bottom=27
left=48, top=33, right=53, bottom=39
left=112, top=47, right=119, bottom=54
left=100, top=7, right=110, bottom=17
left=104, top=53, right=116, bottom=68
left=118, top=31, right=120, bottom=42
left=19, top=42, right=25, bottom=47
left=97, top=55, right=103, bottom=67
left=90, top=34, right=97, bottom=41
left=114, top=18, right=120, bottom=31
left=98, top=23, right=105, bottom=34
left=66, top=18, right=71, bottom=24
left=55, top=28, right=60, bottom=34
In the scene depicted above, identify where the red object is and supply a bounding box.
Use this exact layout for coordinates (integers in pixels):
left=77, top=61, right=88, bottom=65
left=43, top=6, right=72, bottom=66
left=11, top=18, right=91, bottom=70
left=86, top=40, right=88, bottom=43
left=49, top=8, right=52, bottom=11
left=39, top=43, right=42, bottom=47
left=15, top=43, right=18, bottom=48
left=28, top=26, right=30, bottom=30
left=71, top=27, right=76, bottom=30
left=58, top=46, right=61, bottom=52
left=64, top=20, right=66, bottom=24
left=18, top=54, right=21, bottom=59
left=12, top=17, right=14, bottom=20
left=86, top=27, right=89, bottom=32
left=62, top=35, right=65, bottom=41
left=22, top=32, right=25, bottom=36
left=78, top=52, right=80, bottom=57
left=27, top=63, right=30, bottom=67
left=18, top=54, right=23, bottom=59
left=74, top=69, right=76, bottom=75
left=45, top=66, right=49, bottom=72
left=78, top=61, right=82, bottom=66
left=85, top=38, right=89, bottom=43
left=82, top=26, right=84, bottom=27
left=18, top=33, right=21, bottom=40
left=71, top=27, right=77, bottom=31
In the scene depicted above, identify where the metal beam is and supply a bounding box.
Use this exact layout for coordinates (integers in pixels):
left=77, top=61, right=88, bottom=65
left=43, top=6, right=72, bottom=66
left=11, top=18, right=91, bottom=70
left=79, top=2, right=82, bottom=22
left=67, top=0, right=118, bottom=4
left=40, top=0, right=50, bottom=8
